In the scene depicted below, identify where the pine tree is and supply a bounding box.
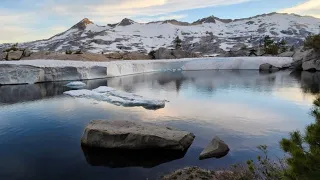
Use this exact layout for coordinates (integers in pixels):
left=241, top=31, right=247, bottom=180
left=174, top=36, right=182, bottom=49
left=263, top=36, right=273, bottom=49
left=263, top=36, right=279, bottom=55
left=249, top=49, right=257, bottom=56
left=304, top=34, right=320, bottom=52
left=280, top=96, right=320, bottom=180
left=279, top=39, right=287, bottom=53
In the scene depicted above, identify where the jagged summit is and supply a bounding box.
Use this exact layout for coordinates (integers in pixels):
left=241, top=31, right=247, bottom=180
left=162, top=20, right=190, bottom=26
left=192, top=16, right=233, bottom=24
left=118, top=18, right=135, bottom=26
left=71, top=18, right=94, bottom=30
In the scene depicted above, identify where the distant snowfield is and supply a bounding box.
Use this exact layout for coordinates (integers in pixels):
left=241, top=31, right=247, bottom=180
left=0, top=57, right=292, bottom=85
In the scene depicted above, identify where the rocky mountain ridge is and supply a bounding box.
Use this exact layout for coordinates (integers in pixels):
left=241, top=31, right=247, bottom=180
left=1, top=12, right=320, bottom=55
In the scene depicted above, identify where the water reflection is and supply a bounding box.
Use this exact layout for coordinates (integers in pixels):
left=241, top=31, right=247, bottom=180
left=298, top=71, right=320, bottom=94
left=0, top=70, right=319, bottom=180
left=0, top=79, right=108, bottom=104
left=2, top=70, right=320, bottom=105
left=82, top=146, right=188, bottom=168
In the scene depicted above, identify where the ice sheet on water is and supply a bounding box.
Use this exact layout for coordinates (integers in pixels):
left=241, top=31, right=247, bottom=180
left=65, top=81, right=86, bottom=88
left=64, top=86, right=165, bottom=110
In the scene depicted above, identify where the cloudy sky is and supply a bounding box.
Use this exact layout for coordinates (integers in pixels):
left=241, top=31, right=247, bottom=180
left=0, top=0, right=319, bottom=43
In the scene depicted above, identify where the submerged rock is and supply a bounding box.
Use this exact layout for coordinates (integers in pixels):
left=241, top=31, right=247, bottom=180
left=199, top=137, right=230, bottom=160
left=81, top=120, right=195, bottom=151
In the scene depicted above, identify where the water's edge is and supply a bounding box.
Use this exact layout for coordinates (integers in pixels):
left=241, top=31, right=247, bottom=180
left=0, top=57, right=292, bottom=85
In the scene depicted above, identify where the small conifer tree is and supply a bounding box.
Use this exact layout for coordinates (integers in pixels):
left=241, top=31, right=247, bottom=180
left=174, top=36, right=182, bottom=49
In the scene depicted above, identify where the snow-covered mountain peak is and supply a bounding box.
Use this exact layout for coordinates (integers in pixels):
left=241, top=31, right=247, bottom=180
left=192, top=16, right=232, bottom=24
left=2, top=13, right=320, bottom=55
left=118, top=18, right=135, bottom=26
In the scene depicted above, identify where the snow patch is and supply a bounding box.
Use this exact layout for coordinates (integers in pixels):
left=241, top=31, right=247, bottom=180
left=65, top=81, right=86, bottom=88
left=219, top=43, right=234, bottom=51
left=64, top=86, right=166, bottom=110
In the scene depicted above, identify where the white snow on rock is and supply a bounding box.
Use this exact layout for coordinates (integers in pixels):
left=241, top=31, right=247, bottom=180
left=9, top=13, right=320, bottom=54
left=65, top=81, right=86, bottom=88
left=64, top=86, right=166, bottom=109
left=0, top=57, right=292, bottom=85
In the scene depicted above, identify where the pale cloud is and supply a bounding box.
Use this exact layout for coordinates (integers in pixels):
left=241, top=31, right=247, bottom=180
left=135, top=14, right=187, bottom=23
left=280, top=0, right=320, bottom=18
left=4, top=0, right=320, bottom=43
left=0, top=25, right=69, bottom=43
left=48, top=0, right=252, bottom=23
left=158, top=14, right=188, bottom=21
left=1, top=0, right=255, bottom=42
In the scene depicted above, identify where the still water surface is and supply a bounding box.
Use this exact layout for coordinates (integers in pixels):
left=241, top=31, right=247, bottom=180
left=0, top=70, right=319, bottom=180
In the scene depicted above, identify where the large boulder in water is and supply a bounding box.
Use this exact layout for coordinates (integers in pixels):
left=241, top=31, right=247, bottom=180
left=291, top=48, right=320, bottom=71
left=301, top=50, right=320, bottom=71
left=199, top=137, right=230, bottom=160
left=81, top=120, right=195, bottom=151
left=259, top=63, right=280, bottom=72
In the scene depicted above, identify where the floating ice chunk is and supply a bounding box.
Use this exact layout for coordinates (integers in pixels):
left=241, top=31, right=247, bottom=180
left=65, top=81, right=86, bottom=88
left=92, top=86, right=115, bottom=93
left=64, top=86, right=165, bottom=110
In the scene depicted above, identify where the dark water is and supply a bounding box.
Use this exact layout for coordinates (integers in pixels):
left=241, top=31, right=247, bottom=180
left=0, top=70, right=319, bottom=180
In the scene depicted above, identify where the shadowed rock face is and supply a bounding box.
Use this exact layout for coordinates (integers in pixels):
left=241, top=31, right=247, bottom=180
left=118, top=18, right=135, bottom=26
left=81, top=146, right=188, bottom=168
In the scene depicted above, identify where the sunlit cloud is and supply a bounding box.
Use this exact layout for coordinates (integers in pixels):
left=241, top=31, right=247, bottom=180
left=280, top=0, right=320, bottom=18
left=135, top=14, right=188, bottom=23
left=1, top=0, right=320, bottom=43
left=0, top=0, right=252, bottom=42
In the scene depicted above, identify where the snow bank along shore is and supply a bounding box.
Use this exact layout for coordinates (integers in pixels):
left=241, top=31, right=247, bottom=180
left=0, top=57, right=292, bottom=85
